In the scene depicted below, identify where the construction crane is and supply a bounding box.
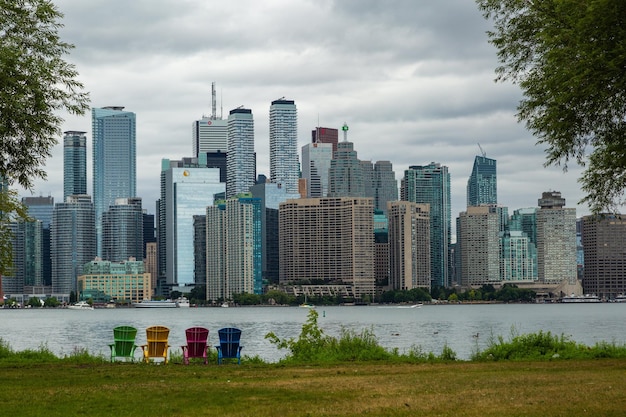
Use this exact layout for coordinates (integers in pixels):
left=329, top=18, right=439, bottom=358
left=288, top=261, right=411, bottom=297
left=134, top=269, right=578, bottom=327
left=477, top=143, right=486, bottom=158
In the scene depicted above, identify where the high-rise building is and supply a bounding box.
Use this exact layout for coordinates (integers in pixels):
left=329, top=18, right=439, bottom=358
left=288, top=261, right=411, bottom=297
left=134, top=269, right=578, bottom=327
left=269, top=98, right=299, bottom=195
left=51, top=195, right=96, bottom=297
left=279, top=197, right=375, bottom=299
left=22, top=196, right=54, bottom=286
left=401, top=163, right=451, bottom=288
left=92, top=106, right=136, bottom=256
left=581, top=214, right=626, bottom=298
left=467, top=155, right=497, bottom=206
left=387, top=201, right=431, bottom=290
left=4, top=219, right=43, bottom=296
left=374, top=161, right=398, bottom=213
left=226, top=107, right=255, bottom=198
left=301, top=142, right=333, bottom=197
left=158, top=156, right=224, bottom=292
left=536, top=191, right=577, bottom=284
left=509, top=207, right=538, bottom=279
left=63, top=131, right=87, bottom=200
left=144, top=241, right=157, bottom=296
left=142, top=212, right=156, bottom=260
left=101, top=197, right=144, bottom=262
left=328, top=124, right=364, bottom=197
left=312, top=126, right=339, bottom=153
left=500, top=230, right=536, bottom=282
left=458, top=206, right=500, bottom=286
left=206, top=196, right=262, bottom=302
left=193, top=82, right=228, bottom=157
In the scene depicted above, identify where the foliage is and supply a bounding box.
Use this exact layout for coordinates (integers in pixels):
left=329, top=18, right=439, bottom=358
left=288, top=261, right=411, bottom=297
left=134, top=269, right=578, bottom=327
left=44, top=297, right=60, bottom=307
left=0, top=0, right=89, bottom=189
left=472, top=329, right=626, bottom=361
left=477, top=0, right=626, bottom=213
left=380, top=288, right=432, bottom=303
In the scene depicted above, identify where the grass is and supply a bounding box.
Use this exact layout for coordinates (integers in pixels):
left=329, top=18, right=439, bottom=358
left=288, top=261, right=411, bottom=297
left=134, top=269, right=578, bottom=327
left=1, top=359, right=625, bottom=416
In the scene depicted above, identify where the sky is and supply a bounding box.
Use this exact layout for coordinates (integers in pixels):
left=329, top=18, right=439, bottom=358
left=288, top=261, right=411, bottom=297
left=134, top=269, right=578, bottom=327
left=22, top=0, right=592, bottom=235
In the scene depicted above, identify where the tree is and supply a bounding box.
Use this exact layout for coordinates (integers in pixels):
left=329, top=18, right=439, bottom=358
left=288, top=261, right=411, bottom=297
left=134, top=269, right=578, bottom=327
left=0, top=0, right=89, bottom=275
left=477, top=0, right=626, bottom=213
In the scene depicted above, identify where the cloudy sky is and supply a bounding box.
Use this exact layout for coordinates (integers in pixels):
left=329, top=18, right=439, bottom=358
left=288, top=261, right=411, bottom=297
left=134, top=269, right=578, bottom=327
left=23, top=0, right=591, bottom=235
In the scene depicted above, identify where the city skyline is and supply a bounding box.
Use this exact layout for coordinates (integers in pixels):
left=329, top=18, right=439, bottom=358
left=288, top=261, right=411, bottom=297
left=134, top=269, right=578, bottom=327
left=18, top=0, right=598, bottom=232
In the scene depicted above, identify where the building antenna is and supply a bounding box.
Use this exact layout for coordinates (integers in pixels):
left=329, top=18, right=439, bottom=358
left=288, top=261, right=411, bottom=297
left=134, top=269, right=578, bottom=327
left=211, top=82, right=217, bottom=120
left=477, top=143, right=486, bottom=158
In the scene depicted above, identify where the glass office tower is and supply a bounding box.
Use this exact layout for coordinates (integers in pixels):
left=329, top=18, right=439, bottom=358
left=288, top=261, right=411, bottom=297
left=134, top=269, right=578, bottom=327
left=269, top=98, right=299, bottom=195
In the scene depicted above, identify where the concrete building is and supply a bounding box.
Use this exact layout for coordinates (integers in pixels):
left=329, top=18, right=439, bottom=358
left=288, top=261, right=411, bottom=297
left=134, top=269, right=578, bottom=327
left=387, top=201, right=431, bottom=290
left=279, top=197, right=375, bottom=299
left=328, top=124, right=364, bottom=197
left=536, top=191, right=577, bottom=284
left=78, top=258, right=151, bottom=303
left=269, top=98, right=299, bottom=195
left=458, top=206, right=500, bottom=286
left=226, top=107, right=255, bottom=198
left=581, top=214, right=626, bottom=298
left=312, top=126, right=338, bottom=153
left=63, top=131, right=87, bottom=200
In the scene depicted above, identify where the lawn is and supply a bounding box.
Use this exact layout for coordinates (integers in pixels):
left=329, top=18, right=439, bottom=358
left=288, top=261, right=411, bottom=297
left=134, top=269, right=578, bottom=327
left=1, top=359, right=625, bottom=416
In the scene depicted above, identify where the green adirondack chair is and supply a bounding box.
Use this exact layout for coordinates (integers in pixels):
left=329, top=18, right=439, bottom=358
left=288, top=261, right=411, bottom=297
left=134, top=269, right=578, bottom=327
left=109, top=326, right=138, bottom=362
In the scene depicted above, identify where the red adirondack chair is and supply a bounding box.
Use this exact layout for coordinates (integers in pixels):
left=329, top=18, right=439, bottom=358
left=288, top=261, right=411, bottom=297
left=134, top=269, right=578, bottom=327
left=181, top=327, right=209, bottom=365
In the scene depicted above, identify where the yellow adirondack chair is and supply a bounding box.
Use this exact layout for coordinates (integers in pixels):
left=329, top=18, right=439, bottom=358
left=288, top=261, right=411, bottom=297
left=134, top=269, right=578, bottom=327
left=141, top=326, right=170, bottom=364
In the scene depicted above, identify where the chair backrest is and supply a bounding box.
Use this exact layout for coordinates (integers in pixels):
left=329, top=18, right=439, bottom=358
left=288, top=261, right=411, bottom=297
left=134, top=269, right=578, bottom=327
left=218, top=327, right=241, bottom=358
left=146, top=326, right=170, bottom=357
left=112, top=326, right=137, bottom=357
left=185, top=327, right=209, bottom=358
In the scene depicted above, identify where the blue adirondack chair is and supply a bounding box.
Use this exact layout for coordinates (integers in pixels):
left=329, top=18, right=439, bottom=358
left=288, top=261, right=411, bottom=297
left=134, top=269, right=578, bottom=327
left=215, top=327, right=243, bottom=365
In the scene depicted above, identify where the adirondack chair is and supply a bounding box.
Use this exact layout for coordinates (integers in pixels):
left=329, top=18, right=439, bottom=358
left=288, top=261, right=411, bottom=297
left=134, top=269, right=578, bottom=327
left=141, top=325, right=170, bottom=364
left=109, top=326, right=138, bottom=362
left=215, top=327, right=243, bottom=365
left=181, top=327, right=209, bottom=365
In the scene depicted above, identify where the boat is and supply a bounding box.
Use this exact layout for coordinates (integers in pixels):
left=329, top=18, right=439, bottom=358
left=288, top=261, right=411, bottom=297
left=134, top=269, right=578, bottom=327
left=614, top=295, right=626, bottom=303
left=397, top=303, right=423, bottom=309
left=560, top=294, right=601, bottom=303
left=221, top=302, right=229, bottom=308
left=67, top=301, right=94, bottom=310
left=132, top=299, right=179, bottom=308
left=299, top=294, right=314, bottom=308
left=176, top=297, right=190, bottom=308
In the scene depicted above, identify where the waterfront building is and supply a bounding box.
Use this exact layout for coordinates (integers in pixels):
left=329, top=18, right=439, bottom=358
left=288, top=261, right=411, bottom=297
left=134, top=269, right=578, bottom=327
left=301, top=142, right=333, bottom=197
left=312, top=126, right=338, bottom=153
left=500, top=230, right=536, bottom=282
left=458, top=206, right=500, bottom=286
left=101, top=197, right=143, bottom=262
left=4, top=219, right=43, bottom=296
left=63, top=131, right=87, bottom=200
left=250, top=183, right=299, bottom=284
left=387, top=201, right=431, bottom=290
left=193, top=215, right=206, bottom=289
left=467, top=155, right=497, bottom=206
left=51, top=195, right=96, bottom=297
left=78, top=258, right=151, bottom=303
left=142, top=212, right=156, bottom=259
left=536, top=191, right=577, bottom=284
left=401, top=162, right=451, bottom=288
left=374, top=209, right=390, bottom=288
left=206, top=195, right=262, bottom=302
left=279, top=197, right=375, bottom=300
left=509, top=208, right=538, bottom=279
left=269, top=98, right=299, bottom=195
left=328, top=124, right=364, bottom=197
left=581, top=214, right=626, bottom=298
left=22, top=196, right=54, bottom=286
left=226, top=107, right=255, bottom=198
left=92, top=106, right=136, bottom=256
left=158, top=156, right=224, bottom=292
left=144, top=242, right=157, bottom=296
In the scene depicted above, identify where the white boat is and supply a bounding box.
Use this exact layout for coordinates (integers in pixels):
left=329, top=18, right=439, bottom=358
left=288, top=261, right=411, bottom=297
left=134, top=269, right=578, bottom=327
left=397, top=303, right=423, bottom=309
left=221, top=302, right=229, bottom=308
left=614, top=295, right=626, bottom=303
left=132, top=299, right=178, bottom=308
left=561, top=294, right=601, bottom=303
left=176, top=297, right=190, bottom=308
left=67, top=301, right=94, bottom=310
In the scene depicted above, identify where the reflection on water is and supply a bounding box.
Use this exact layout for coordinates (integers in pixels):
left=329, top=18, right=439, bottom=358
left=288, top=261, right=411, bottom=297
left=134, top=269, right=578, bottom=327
left=1, top=304, right=625, bottom=362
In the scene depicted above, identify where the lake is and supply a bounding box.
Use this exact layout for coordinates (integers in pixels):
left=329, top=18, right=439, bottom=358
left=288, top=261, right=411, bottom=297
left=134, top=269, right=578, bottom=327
left=2, top=303, right=625, bottom=362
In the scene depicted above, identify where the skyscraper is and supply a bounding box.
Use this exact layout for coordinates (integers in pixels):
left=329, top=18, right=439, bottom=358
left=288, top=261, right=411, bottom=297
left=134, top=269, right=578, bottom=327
left=63, top=131, right=87, bottom=200
left=158, top=156, right=224, bottom=292
left=269, top=98, right=299, bottom=195
left=101, top=197, right=144, bottom=262
left=401, top=163, right=451, bottom=288
left=301, top=142, right=333, bottom=197
left=387, top=201, right=431, bottom=290
left=51, top=195, right=96, bottom=297
left=226, top=107, right=255, bottom=198
left=312, top=126, right=339, bottom=153
left=92, top=106, right=136, bottom=255
left=373, top=161, right=398, bottom=213
left=193, top=83, right=228, bottom=182
left=458, top=206, right=501, bottom=286
left=206, top=196, right=262, bottom=302
left=581, top=214, right=626, bottom=298
left=536, top=191, right=577, bottom=284
left=328, top=124, right=364, bottom=197
left=22, top=196, right=54, bottom=286
left=467, top=155, right=497, bottom=206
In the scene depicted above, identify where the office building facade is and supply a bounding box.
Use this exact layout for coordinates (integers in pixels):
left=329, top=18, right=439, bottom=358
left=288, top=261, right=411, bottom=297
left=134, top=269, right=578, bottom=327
left=301, top=142, right=333, bottom=198
left=269, top=99, right=299, bottom=195
left=92, top=106, right=136, bottom=255
left=101, top=197, right=144, bottom=262
left=401, top=163, right=451, bottom=288
left=63, top=131, right=87, bottom=200
left=312, top=126, right=338, bottom=153
left=78, top=259, right=151, bottom=303
left=467, top=155, right=497, bottom=206
left=22, top=196, right=54, bottom=286
left=458, top=206, right=500, bottom=286
left=279, top=197, right=375, bottom=299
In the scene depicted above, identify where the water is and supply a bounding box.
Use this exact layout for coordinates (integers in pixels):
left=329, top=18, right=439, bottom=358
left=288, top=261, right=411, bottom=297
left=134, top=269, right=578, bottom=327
left=2, top=303, right=625, bottom=362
